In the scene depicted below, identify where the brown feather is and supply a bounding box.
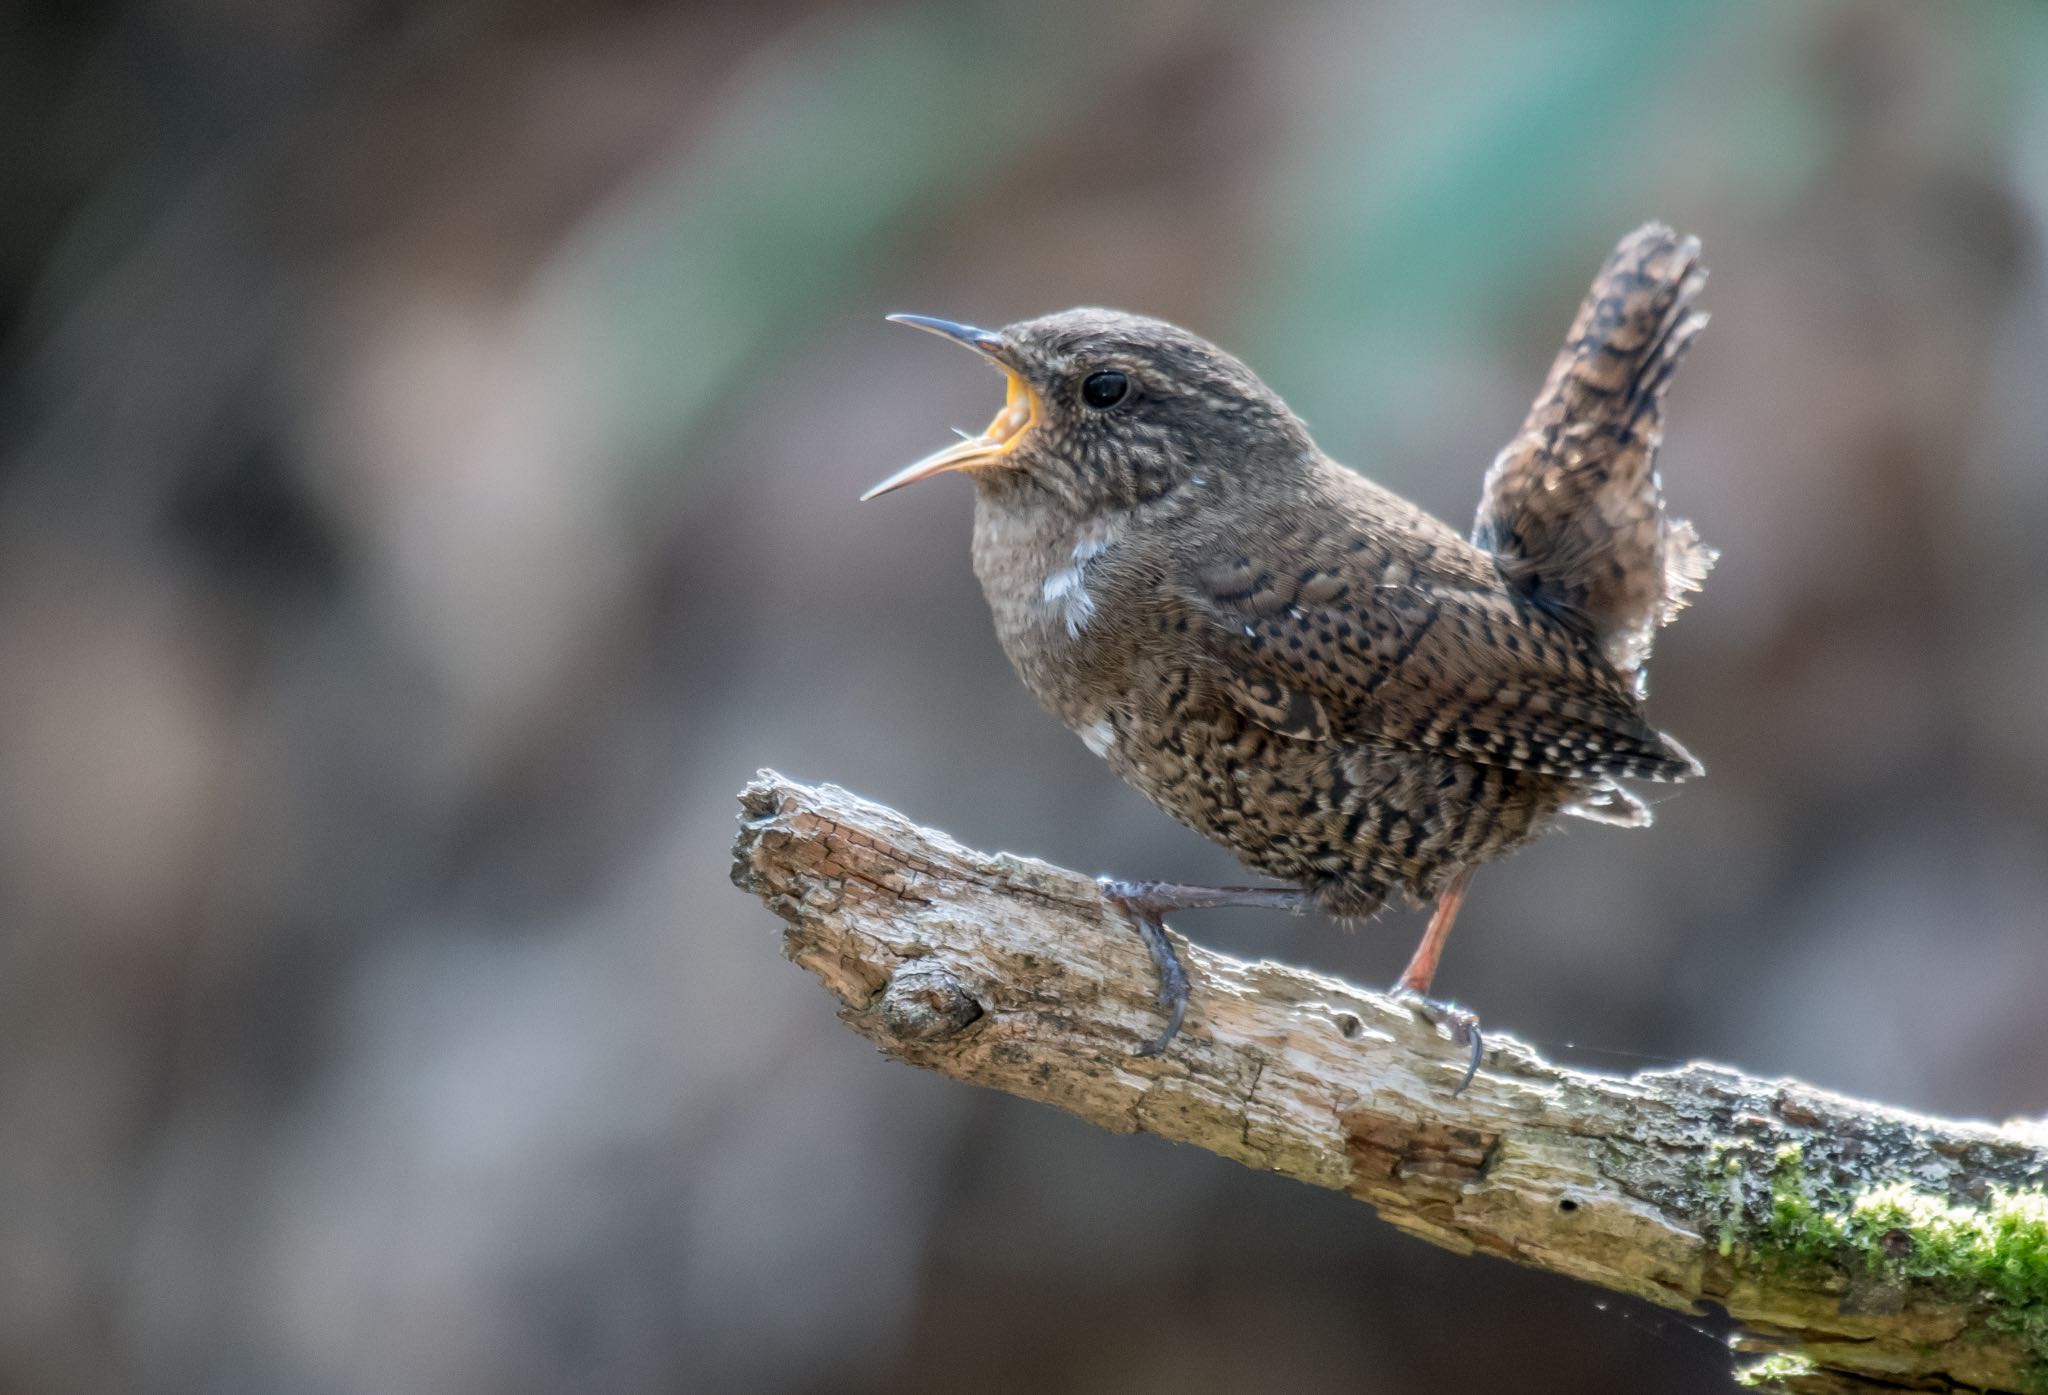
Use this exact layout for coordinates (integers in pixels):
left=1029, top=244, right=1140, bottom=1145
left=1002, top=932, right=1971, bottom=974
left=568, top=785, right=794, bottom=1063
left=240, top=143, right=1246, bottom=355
left=1475, top=223, right=1718, bottom=684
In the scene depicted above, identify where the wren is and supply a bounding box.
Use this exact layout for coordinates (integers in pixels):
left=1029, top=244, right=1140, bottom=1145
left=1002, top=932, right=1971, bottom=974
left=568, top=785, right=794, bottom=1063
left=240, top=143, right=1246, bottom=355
left=862, top=224, right=1714, bottom=1086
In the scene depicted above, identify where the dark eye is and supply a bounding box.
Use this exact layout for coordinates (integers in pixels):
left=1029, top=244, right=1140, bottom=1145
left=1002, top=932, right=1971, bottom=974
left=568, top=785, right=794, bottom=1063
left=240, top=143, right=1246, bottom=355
left=1080, top=370, right=1130, bottom=410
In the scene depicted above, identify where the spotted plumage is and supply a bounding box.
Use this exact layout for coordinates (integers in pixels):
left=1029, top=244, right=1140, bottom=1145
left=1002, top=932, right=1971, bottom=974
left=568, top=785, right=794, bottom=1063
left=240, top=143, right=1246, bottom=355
left=866, top=224, right=1714, bottom=1057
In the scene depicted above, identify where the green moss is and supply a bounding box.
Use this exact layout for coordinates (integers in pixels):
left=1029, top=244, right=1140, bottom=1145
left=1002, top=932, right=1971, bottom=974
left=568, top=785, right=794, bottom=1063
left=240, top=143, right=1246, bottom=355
left=1758, top=1143, right=1847, bottom=1269
left=1748, top=1150, right=2048, bottom=1390
left=1734, top=1351, right=1816, bottom=1389
left=1845, top=1184, right=2048, bottom=1358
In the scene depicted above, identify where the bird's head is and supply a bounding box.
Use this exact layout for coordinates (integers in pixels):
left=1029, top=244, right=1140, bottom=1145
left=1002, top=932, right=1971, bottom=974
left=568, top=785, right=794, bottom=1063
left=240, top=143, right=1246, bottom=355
left=862, top=308, right=1310, bottom=512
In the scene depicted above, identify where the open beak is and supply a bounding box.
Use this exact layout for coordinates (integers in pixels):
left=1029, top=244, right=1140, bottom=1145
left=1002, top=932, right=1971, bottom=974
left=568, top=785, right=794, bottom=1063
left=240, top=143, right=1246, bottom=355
left=861, top=315, right=1040, bottom=501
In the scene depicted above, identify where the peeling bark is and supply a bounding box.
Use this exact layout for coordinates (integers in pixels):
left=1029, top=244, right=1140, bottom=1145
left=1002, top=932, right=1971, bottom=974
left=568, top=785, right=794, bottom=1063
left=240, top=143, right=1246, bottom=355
left=732, top=771, right=2048, bottom=1393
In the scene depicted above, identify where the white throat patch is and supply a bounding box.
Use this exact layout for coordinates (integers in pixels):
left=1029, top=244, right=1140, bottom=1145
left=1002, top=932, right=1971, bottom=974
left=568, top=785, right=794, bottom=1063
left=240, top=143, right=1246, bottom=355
left=1039, top=521, right=1119, bottom=638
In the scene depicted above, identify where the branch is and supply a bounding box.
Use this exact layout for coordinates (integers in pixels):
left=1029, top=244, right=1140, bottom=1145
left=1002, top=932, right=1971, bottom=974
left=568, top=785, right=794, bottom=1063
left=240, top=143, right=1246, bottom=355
left=732, top=772, right=2048, bottom=1395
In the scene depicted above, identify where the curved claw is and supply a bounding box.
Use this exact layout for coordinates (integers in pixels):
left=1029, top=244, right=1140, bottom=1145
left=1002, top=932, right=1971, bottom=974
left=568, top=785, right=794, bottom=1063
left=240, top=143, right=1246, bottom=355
left=1102, top=879, right=1191, bottom=1057
left=1134, top=943, right=1188, bottom=1058
left=1452, top=1020, right=1483, bottom=1096
left=1393, top=988, right=1485, bottom=1095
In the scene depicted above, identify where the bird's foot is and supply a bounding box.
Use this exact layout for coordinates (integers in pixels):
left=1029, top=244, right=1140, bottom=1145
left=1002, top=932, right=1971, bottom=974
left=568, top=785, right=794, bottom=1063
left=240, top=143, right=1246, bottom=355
left=1391, top=988, right=1484, bottom=1096
left=1099, top=880, right=1189, bottom=1057
left=1098, top=879, right=1317, bottom=1057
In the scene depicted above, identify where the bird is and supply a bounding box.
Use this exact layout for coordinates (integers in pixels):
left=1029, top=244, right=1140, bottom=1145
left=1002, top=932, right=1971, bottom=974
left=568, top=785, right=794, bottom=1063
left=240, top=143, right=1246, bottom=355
left=861, top=224, right=1714, bottom=1086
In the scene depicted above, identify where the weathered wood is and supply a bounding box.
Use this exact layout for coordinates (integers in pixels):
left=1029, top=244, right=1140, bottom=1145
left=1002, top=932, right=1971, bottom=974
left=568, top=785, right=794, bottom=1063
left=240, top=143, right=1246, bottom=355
left=732, top=771, right=2048, bottom=1393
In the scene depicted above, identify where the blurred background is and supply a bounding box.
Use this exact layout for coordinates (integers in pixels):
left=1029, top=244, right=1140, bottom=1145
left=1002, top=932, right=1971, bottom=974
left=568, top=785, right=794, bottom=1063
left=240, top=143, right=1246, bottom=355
left=3, top=1, right=2045, bottom=1391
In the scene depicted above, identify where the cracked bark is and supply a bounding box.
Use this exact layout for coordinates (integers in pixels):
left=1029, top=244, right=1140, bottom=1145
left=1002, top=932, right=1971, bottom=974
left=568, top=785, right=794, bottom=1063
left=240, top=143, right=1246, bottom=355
left=732, top=771, right=2048, bottom=1394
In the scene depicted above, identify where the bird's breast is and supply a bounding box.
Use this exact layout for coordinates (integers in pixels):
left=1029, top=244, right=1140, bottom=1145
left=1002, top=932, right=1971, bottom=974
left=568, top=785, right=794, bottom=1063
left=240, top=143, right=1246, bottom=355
left=970, top=501, right=1137, bottom=735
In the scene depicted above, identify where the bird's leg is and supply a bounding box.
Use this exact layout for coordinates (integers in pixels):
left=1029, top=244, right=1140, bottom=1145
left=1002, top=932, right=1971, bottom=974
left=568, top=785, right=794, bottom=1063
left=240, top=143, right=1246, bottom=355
left=1098, top=879, right=1313, bottom=1057
left=1394, top=868, right=1483, bottom=1094
left=1397, top=868, right=1469, bottom=996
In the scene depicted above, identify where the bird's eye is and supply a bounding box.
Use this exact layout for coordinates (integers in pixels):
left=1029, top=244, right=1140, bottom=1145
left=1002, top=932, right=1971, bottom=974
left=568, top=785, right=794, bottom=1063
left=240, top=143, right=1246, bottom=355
left=1080, top=370, right=1130, bottom=410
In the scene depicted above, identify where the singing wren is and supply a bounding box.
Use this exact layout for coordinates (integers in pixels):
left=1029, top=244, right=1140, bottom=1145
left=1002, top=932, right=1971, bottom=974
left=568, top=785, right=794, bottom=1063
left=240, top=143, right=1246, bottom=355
left=862, top=224, right=1714, bottom=1084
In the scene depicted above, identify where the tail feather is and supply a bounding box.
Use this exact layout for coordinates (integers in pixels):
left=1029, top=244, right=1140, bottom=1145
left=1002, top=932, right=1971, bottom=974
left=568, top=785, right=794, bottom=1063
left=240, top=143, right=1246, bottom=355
left=1475, top=223, right=1716, bottom=686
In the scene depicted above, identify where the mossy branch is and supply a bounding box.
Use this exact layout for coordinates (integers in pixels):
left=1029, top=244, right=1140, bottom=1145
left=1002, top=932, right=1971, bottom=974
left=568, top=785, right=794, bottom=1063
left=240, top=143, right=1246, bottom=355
left=732, top=772, right=2048, bottom=1393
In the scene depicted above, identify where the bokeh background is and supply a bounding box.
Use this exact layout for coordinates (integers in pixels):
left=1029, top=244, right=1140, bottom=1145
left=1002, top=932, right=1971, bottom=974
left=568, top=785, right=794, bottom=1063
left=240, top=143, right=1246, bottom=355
left=4, top=1, right=2046, bottom=1391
